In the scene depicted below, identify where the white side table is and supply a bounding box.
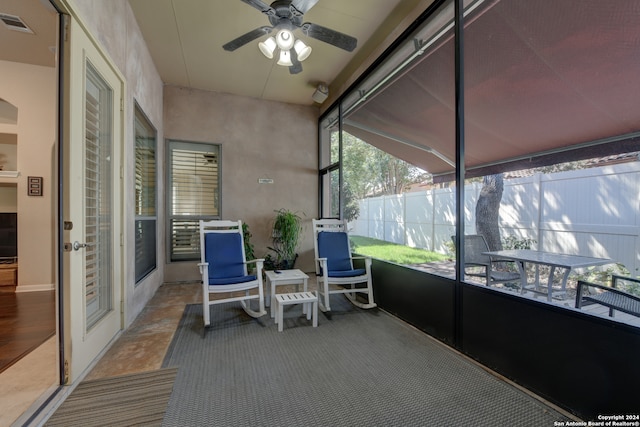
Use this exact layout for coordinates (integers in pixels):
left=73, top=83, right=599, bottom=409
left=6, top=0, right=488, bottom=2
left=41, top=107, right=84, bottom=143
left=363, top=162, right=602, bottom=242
left=264, top=269, right=309, bottom=318
left=275, top=291, right=318, bottom=332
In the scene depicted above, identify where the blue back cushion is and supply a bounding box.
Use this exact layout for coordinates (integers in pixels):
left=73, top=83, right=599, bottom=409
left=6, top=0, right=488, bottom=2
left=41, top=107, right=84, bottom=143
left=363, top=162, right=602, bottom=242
left=317, top=231, right=352, bottom=272
left=205, top=232, right=245, bottom=279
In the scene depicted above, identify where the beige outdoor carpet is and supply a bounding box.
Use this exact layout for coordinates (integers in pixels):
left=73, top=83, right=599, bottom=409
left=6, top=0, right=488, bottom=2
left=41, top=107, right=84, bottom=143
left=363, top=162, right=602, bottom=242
left=45, top=367, right=178, bottom=427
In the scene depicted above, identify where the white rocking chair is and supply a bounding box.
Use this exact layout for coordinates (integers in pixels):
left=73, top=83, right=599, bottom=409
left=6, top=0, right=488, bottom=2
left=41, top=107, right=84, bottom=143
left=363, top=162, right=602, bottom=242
left=198, top=220, right=266, bottom=330
left=312, top=219, right=376, bottom=312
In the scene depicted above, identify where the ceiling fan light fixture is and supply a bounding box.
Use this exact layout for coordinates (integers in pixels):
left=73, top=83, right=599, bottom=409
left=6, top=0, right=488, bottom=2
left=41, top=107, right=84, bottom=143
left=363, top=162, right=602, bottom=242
left=277, top=49, right=293, bottom=66
left=275, top=29, right=295, bottom=51
left=294, top=39, right=312, bottom=62
left=258, top=37, right=277, bottom=59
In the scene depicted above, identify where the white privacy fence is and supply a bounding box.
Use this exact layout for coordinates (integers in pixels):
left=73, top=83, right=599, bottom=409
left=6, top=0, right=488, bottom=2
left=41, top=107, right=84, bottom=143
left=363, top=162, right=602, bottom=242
left=351, top=162, right=640, bottom=275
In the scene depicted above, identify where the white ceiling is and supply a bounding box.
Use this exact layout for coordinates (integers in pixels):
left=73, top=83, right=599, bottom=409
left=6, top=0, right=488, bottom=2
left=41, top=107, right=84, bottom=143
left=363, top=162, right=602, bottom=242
left=127, top=0, right=425, bottom=106
left=0, top=0, right=426, bottom=107
left=0, top=0, right=58, bottom=67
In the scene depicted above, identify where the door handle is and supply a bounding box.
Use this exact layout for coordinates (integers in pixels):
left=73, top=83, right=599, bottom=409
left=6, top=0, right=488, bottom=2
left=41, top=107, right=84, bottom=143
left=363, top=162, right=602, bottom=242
left=72, top=241, right=90, bottom=251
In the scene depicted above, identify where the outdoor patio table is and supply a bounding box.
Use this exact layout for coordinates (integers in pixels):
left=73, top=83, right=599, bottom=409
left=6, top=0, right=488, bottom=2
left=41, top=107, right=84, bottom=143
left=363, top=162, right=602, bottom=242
left=482, top=250, right=611, bottom=302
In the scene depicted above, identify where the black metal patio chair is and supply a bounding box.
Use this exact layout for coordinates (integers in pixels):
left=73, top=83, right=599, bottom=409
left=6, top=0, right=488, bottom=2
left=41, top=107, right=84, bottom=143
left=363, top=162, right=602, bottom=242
left=575, top=274, right=640, bottom=318
left=457, top=235, right=521, bottom=287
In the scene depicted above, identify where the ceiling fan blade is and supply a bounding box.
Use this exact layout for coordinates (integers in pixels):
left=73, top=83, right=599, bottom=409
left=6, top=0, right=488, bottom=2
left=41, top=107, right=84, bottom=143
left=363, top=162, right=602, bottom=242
left=240, top=0, right=276, bottom=16
left=289, top=48, right=303, bottom=74
left=223, top=26, right=273, bottom=51
left=290, top=0, right=320, bottom=15
left=300, top=22, right=357, bottom=52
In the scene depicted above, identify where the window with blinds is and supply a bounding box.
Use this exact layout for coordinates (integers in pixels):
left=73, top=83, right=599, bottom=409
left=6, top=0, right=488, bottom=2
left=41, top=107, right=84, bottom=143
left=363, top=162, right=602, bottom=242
left=167, top=140, right=220, bottom=261
left=134, top=104, right=157, bottom=283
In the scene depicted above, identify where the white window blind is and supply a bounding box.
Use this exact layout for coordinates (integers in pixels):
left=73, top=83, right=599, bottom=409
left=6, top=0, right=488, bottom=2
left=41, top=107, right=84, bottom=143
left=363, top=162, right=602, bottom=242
left=167, top=140, right=220, bottom=261
left=85, top=61, right=113, bottom=330
left=134, top=104, right=157, bottom=283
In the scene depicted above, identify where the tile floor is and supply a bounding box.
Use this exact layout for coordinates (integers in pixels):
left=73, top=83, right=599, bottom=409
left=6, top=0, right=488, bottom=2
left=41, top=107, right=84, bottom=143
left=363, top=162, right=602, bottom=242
left=0, top=337, right=57, bottom=427
left=85, top=281, right=203, bottom=380
left=87, top=276, right=319, bottom=380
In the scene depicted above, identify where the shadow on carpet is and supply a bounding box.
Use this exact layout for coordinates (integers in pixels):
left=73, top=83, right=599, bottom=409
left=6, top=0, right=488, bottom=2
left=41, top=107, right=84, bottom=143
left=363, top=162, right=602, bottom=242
left=161, top=297, right=570, bottom=426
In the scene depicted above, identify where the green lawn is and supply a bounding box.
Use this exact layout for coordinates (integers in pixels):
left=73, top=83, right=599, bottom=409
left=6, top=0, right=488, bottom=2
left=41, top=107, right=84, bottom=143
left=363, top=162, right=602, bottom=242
left=350, top=235, right=449, bottom=265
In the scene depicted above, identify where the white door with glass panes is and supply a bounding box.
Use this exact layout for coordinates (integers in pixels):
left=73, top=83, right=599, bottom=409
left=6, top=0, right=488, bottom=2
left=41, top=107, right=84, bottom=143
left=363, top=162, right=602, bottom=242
left=63, top=17, right=123, bottom=383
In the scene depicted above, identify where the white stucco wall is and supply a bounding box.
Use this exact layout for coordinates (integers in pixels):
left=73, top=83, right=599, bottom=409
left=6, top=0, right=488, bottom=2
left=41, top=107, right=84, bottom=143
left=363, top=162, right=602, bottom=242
left=69, top=0, right=165, bottom=325
left=163, top=86, right=319, bottom=281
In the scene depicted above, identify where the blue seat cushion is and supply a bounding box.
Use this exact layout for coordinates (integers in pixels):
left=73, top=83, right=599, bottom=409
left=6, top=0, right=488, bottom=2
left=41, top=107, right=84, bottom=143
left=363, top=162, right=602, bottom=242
left=317, top=231, right=352, bottom=272
left=204, top=232, right=247, bottom=283
left=328, top=268, right=366, bottom=278
left=209, top=275, right=257, bottom=286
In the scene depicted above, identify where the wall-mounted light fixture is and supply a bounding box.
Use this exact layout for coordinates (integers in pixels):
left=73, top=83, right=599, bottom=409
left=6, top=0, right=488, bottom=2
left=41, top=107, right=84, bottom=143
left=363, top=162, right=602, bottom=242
left=312, top=83, right=329, bottom=104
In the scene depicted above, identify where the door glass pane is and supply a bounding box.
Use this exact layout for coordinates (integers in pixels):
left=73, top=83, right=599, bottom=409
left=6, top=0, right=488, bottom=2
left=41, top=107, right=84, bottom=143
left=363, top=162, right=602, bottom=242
left=85, top=61, right=113, bottom=330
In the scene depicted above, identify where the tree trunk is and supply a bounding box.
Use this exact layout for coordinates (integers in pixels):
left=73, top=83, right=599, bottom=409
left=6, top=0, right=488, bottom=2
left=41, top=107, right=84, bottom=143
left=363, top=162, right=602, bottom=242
left=475, top=174, right=504, bottom=251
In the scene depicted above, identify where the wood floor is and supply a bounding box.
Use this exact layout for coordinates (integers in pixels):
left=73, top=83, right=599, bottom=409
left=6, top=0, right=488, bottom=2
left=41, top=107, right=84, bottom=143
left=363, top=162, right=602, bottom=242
left=0, top=290, right=55, bottom=373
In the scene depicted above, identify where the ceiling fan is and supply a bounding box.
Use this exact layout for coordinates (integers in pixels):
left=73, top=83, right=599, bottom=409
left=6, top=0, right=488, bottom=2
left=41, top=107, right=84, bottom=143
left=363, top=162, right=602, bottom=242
left=223, top=0, right=358, bottom=74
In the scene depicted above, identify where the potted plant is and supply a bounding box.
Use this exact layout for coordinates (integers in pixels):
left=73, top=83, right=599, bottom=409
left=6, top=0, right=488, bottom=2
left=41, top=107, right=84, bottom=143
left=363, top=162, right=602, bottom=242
left=242, top=222, right=255, bottom=261
left=265, top=208, right=304, bottom=270
left=242, top=221, right=263, bottom=276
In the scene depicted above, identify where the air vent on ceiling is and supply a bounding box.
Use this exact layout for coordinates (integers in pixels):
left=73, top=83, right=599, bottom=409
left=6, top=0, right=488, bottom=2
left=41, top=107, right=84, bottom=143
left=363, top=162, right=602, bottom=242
left=0, top=13, right=34, bottom=34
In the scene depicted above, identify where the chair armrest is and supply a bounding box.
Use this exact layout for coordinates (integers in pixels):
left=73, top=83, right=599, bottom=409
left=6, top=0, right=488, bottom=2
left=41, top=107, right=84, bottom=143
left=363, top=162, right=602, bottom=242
left=576, top=280, right=640, bottom=308
left=612, top=274, right=640, bottom=289
left=578, top=280, right=634, bottom=295
left=316, top=257, right=328, bottom=274
left=576, top=280, right=596, bottom=309
left=465, top=261, right=490, bottom=268
left=489, top=257, right=516, bottom=264
left=197, top=262, right=208, bottom=274
left=245, top=258, right=264, bottom=276
left=351, top=255, right=372, bottom=269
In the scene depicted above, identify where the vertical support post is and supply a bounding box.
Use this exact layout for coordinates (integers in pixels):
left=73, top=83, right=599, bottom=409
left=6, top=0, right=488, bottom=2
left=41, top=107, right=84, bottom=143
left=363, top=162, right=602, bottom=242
left=454, top=0, right=465, bottom=349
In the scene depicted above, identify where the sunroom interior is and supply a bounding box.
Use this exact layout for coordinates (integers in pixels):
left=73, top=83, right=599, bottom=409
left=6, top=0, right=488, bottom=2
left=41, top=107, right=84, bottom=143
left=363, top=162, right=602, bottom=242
left=1, top=0, right=640, bottom=424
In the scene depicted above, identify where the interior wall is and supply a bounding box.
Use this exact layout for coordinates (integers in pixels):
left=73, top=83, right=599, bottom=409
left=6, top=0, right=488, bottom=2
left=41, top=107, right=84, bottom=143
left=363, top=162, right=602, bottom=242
left=163, top=86, right=319, bottom=282
left=67, top=0, right=165, bottom=325
left=0, top=60, right=56, bottom=290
